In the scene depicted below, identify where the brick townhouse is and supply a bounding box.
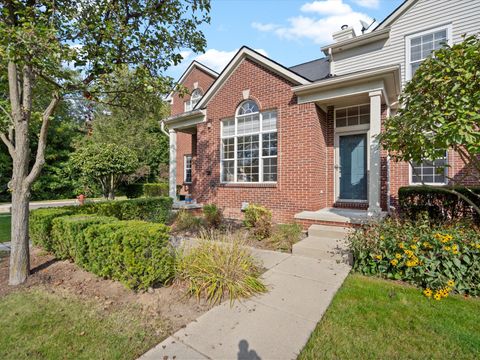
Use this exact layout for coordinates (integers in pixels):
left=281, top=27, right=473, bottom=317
left=162, top=0, right=480, bottom=225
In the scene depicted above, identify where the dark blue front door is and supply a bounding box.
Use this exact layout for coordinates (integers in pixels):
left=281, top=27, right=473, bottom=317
left=339, top=134, right=367, bottom=200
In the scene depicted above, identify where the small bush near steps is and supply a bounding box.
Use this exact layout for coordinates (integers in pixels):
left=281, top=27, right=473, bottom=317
left=203, top=204, right=223, bottom=229
left=174, top=229, right=266, bottom=304
left=244, top=204, right=272, bottom=240
left=172, top=209, right=205, bottom=232
left=268, top=223, right=303, bottom=253
left=349, top=216, right=480, bottom=298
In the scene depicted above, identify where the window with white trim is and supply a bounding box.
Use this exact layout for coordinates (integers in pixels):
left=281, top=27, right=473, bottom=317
left=221, top=100, right=277, bottom=183
left=411, top=152, right=447, bottom=185
left=406, top=26, right=450, bottom=80
left=184, top=89, right=202, bottom=112
left=335, top=104, right=370, bottom=128
left=184, top=155, right=192, bottom=183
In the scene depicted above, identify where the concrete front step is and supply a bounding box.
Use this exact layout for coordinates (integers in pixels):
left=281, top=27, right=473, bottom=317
left=307, top=224, right=351, bottom=238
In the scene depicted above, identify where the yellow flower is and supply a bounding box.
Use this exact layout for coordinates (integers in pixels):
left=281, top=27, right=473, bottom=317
left=434, top=292, right=442, bottom=301
left=399, top=242, right=405, bottom=249
left=422, top=242, right=432, bottom=249
left=390, top=259, right=398, bottom=266
left=375, top=255, right=382, bottom=260
left=423, top=288, right=432, bottom=297
left=444, top=246, right=451, bottom=251
left=395, top=253, right=402, bottom=259
left=380, top=235, right=385, bottom=240
left=410, top=244, right=417, bottom=250
left=447, top=280, right=455, bottom=287
left=452, top=250, right=459, bottom=255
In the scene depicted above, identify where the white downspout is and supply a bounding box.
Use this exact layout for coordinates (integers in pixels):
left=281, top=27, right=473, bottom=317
left=160, top=120, right=169, bottom=136
left=328, top=47, right=335, bottom=76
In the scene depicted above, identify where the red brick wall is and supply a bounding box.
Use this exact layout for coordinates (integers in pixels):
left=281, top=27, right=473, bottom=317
left=171, top=66, right=216, bottom=192
left=191, top=58, right=326, bottom=222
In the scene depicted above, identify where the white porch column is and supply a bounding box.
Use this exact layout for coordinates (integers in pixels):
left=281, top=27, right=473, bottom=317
left=368, top=90, right=382, bottom=217
left=168, top=128, right=177, bottom=200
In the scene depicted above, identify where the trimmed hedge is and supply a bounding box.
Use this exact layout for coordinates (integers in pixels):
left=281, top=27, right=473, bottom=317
left=30, top=208, right=76, bottom=251
left=83, top=221, right=174, bottom=289
left=143, top=183, right=169, bottom=198
left=51, top=215, right=117, bottom=263
left=123, top=183, right=144, bottom=199
left=398, top=186, right=480, bottom=223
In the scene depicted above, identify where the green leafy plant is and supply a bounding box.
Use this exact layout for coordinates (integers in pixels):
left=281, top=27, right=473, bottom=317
left=244, top=204, right=272, bottom=240
left=269, top=223, right=303, bottom=252
left=174, top=229, right=266, bottom=304
left=29, top=208, right=76, bottom=251
left=203, top=204, right=223, bottom=229
left=143, top=183, right=169, bottom=197
left=123, top=183, right=144, bottom=199
left=349, top=217, right=480, bottom=297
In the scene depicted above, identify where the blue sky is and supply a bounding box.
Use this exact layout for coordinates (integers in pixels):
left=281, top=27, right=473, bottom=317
left=167, top=0, right=404, bottom=79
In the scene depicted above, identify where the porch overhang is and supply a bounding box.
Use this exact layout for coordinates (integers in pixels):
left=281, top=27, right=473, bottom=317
left=292, top=65, right=401, bottom=109
left=163, top=109, right=206, bottom=133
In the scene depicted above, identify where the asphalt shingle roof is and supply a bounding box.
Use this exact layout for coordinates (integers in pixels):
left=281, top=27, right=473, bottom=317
left=289, top=58, right=330, bottom=82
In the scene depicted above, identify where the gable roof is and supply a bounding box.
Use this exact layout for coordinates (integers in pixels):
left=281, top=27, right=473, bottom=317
left=194, top=46, right=311, bottom=110
left=289, top=58, right=330, bottom=81
left=375, top=0, right=417, bottom=31
left=166, top=60, right=218, bottom=102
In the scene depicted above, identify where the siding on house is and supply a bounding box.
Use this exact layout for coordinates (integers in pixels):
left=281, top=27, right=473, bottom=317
left=333, top=0, right=480, bottom=85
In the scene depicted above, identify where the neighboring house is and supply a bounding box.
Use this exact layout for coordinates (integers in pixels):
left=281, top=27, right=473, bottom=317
left=163, top=0, right=480, bottom=225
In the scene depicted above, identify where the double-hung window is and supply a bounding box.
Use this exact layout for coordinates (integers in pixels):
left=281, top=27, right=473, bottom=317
left=184, top=89, right=202, bottom=112
left=406, top=25, right=451, bottom=80
left=411, top=152, right=448, bottom=185
left=221, top=100, right=277, bottom=183
left=184, top=155, right=192, bottom=183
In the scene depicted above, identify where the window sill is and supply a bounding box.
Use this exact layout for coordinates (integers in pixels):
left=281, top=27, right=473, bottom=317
left=219, top=183, right=277, bottom=188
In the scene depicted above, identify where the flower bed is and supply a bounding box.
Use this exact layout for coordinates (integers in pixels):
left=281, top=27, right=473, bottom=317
left=349, top=217, right=480, bottom=298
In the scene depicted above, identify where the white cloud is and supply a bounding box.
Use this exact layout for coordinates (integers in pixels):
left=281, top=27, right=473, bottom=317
left=251, top=0, right=374, bottom=45
left=179, top=50, right=192, bottom=60
left=252, top=22, right=280, bottom=32
left=301, top=0, right=352, bottom=15
left=192, top=48, right=268, bottom=73
left=353, top=0, right=380, bottom=9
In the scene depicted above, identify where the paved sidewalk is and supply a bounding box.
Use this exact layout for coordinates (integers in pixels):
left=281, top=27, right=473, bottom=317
left=140, top=229, right=351, bottom=360
left=0, top=198, right=108, bottom=214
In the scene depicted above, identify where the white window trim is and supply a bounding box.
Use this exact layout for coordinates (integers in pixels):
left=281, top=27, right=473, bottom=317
left=409, top=151, right=449, bottom=186
left=405, top=24, right=453, bottom=81
left=184, top=89, right=203, bottom=112
left=220, top=107, right=278, bottom=184
left=184, top=154, right=192, bottom=184
left=334, top=103, right=371, bottom=133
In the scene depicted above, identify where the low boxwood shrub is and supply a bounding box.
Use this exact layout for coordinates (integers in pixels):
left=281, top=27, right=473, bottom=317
left=29, top=208, right=76, bottom=251
left=349, top=217, right=480, bottom=298
left=244, top=204, right=272, bottom=240
left=78, top=197, right=173, bottom=223
left=174, top=229, right=266, bottom=304
left=203, top=204, right=223, bottom=229
left=50, top=215, right=117, bottom=263
left=143, top=183, right=169, bottom=198
left=84, top=221, right=174, bottom=290
left=398, top=186, right=480, bottom=224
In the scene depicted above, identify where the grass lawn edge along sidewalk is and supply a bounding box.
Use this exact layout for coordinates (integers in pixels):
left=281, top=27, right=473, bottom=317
left=0, top=215, right=11, bottom=243
left=298, top=274, right=480, bottom=360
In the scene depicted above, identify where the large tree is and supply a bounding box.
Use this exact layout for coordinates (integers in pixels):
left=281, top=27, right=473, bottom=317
left=0, top=0, right=210, bottom=285
left=381, top=35, right=480, bottom=213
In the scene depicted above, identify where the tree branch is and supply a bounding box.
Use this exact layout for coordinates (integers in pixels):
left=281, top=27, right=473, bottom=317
left=24, top=92, right=61, bottom=187
left=0, top=133, right=15, bottom=157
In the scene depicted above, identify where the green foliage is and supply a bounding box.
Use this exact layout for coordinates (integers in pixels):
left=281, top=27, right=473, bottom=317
left=268, top=223, right=303, bottom=253
left=203, top=204, right=223, bottom=229
left=244, top=204, right=272, bottom=240
left=50, top=215, right=117, bottom=263
left=29, top=208, right=76, bottom=251
left=143, top=183, right=169, bottom=198
left=123, top=183, right=144, bottom=199
left=84, top=221, right=174, bottom=290
left=174, top=230, right=266, bottom=304
left=349, top=217, right=480, bottom=296
left=381, top=35, right=480, bottom=181
left=70, top=142, right=139, bottom=199
left=173, top=210, right=205, bottom=232
left=399, top=186, right=480, bottom=223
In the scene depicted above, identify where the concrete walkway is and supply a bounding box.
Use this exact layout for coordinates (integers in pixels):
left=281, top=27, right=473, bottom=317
left=140, top=225, right=351, bottom=360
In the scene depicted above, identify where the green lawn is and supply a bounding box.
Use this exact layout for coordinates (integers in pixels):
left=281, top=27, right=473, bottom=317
left=299, top=274, right=480, bottom=360
left=0, top=289, right=168, bottom=360
left=0, top=215, right=10, bottom=242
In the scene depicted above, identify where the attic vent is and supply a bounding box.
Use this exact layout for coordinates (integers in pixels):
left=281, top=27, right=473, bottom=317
left=332, top=26, right=356, bottom=42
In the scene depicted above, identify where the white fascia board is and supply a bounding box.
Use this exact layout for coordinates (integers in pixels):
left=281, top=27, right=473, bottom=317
left=320, top=28, right=390, bottom=55
left=195, top=47, right=311, bottom=110
left=164, top=109, right=206, bottom=130
left=166, top=61, right=219, bottom=100
left=375, top=0, right=418, bottom=31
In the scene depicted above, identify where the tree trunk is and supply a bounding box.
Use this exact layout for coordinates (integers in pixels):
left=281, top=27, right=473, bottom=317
left=9, top=190, right=30, bottom=285
left=108, top=174, right=115, bottom=200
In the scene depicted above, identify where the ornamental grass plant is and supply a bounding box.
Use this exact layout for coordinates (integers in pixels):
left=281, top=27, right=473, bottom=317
left=349, top=215, right=480, bottom=298
left=174, top=229, right=267, bottom=305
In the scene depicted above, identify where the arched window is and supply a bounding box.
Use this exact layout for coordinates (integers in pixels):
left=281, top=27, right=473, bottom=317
left=221, top=100, right=277, bottom=183
left=184, top=88, right=203, bottom=111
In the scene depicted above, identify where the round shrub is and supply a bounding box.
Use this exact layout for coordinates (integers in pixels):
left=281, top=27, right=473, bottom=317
left=244, top=204, right=272, bottom=240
